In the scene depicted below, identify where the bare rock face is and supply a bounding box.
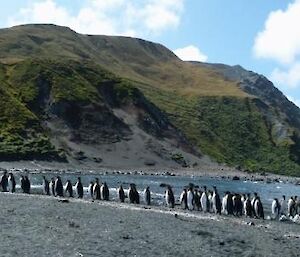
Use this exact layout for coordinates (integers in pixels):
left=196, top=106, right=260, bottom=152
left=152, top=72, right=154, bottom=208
left=0, top=24, right=299, bottom=174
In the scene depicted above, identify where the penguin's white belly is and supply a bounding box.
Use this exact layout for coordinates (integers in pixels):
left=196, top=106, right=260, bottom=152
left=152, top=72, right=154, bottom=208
left=201, top=194, right=207, bottom=212
left=222, top=196, right=228, bottom=213
left=271, top=201, right=277, bottom=215
left=180, top=193, right=185, bottom=203
left=254, top=201, right=259, bottom=214
left=187, top=192, right=193, bottom=210
left=165, top=192, right=170, bottom=205
left=8, top=179, right=12, bottom=191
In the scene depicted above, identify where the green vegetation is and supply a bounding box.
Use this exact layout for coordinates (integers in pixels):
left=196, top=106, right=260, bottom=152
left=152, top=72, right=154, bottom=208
left=0, top=24, right=299, bottom=175
left=136, top=83, right=300, bottom=175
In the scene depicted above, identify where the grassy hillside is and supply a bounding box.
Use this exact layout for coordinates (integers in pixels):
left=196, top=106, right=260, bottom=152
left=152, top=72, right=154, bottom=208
left=136, top=82, right=300, bottom=175
left=0, top=24, right=299, bottom=175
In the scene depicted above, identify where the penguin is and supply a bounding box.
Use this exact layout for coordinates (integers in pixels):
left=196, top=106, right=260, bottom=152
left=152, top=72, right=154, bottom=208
left=208, top=190, right=214, bottom=212
left=194, top=189, right=201, bottom=211
left=134, top=184, right=140, bottom=204
left=118, top=185, right=125, bottom=203
left=20, top=175, right=25, bottom=193
left=75, top=177, right=84, bottom=198
left=180, top=189, right=188, bottom=210
left=0, top=171, right=8, bottom=192
left=288, top=197, right=295, bottom=217
left=222, top=192, right=228, bottom=214
left=187, top=187, right=194, bottom=211
left=295, top=196, right=299, bottom=215
left=212, top=186, right=221, bottom=214
left=280, top=195, right=286, bottom=215
left=271, top=198, right=280, bottom=220
left=241, top=194, right=246, bottom=205
left=101, top=182, right=109, bottom=201
left=144, top=186, right=151, bottom=205
left=42, top=176, right=50, bottom=195
left=251, top=193, right=259, bottom=217
left=50, top=177, right=55, bottom=196
left=54, top=176, right=63, bottom=197
left=8, top=173, right=16, bottom=193
left=233, top=194, right=243, bottom=216
left=254, top=197, right=264, bottom=219
left=200, top=186, right=209, bottom=212
left=129, top=184, right=139, bottom=204
left=88, top=181, right=94, bottom=199
left=244, top=193, right=253, bottom=217
left=165, top=185, right=175, bottom=208
left=93, top=178, right=101, bottom=200
left=23, top=176, right=31, bottom=194
left=65, top=180, right=73, bottom=197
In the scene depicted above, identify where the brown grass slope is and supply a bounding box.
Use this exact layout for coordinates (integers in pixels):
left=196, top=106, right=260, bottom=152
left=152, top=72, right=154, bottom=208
left=0, top=24, right=299, bottom=175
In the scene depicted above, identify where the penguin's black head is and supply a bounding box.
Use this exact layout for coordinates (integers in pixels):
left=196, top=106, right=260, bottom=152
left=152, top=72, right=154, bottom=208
left=282, top=195, right=286, bottom=199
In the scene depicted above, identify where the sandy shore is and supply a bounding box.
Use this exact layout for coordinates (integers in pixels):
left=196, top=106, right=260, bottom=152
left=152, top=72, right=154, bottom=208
left=0, top=193, right=300, bottom=257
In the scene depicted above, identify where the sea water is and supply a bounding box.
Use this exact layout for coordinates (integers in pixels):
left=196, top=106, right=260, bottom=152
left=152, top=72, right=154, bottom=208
left=15, top=172, right=300, bottom=214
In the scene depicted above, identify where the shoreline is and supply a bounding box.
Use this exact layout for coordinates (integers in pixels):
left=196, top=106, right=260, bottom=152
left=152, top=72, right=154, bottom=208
left=1, top=160, right=300, bottom=185
left=0, top=193, right=300, bottom=257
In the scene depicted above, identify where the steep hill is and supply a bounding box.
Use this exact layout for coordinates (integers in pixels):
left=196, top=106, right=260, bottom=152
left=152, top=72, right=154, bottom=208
left=0, top=24, right=299, bottom=175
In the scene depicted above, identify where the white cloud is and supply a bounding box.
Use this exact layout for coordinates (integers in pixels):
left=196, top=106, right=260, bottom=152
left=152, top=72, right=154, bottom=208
left=7, top=0, right=184, bottom=37
left=253, top=0, right=300, bottom=64
left=287, top=95, right=300, bottom=108
left=271, top=62, right=300, bottom=89
left=173, top=45, right=208, bottom=62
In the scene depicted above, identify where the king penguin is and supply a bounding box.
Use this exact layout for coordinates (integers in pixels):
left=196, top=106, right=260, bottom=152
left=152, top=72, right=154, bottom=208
left=233, top=194, right=243, bottom=216
left=200, top=186, right=209, bottom=212
left=165, top=185, right=175, bottom=208
left=280, top=195, right=286, bottom=215
left=93, top=178, right=101, bottom=200
left=254, top=196, right=264, bottom=219
left=8, top=173, right=16, bottom=193
left=244, top=193, right=253, bottom=217
left=23, top=176, right=31, bottom=194
left=101, top=182, right=109, bottom=201
left=187, top=187, right=194, bottom=211
left=180, top=188, right=188, bottom=210
left=194, top=189, right=201, bottom=211
left=88, top=181, right=94, bottom=199
left=144, top=186, right=151, bottom=205
left=75, top=177, right=84, bottom=198
left=0, top=171, right=8, bottom=192
left=271, top=198, right=280, bottom=220
left=50, top=177, right=55, bottom=196
left=118, top=185, right=125, bottom=203
left=42, top=176, right=50, bottom=195
left=65, top=180, right=73, bottom=197
left=55, top=176, right=63, bottom=197
left=288, top=197, right=295, bottom=217
left=212, top=186, right=221, bottom=214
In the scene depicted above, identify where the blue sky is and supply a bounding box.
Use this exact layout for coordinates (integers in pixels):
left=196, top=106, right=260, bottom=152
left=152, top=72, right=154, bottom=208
left=1, top=0, right=300, bottom=106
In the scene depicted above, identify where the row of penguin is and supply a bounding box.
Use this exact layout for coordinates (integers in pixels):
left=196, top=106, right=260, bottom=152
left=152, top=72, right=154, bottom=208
left=1, top=171, right=299, bottom=220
